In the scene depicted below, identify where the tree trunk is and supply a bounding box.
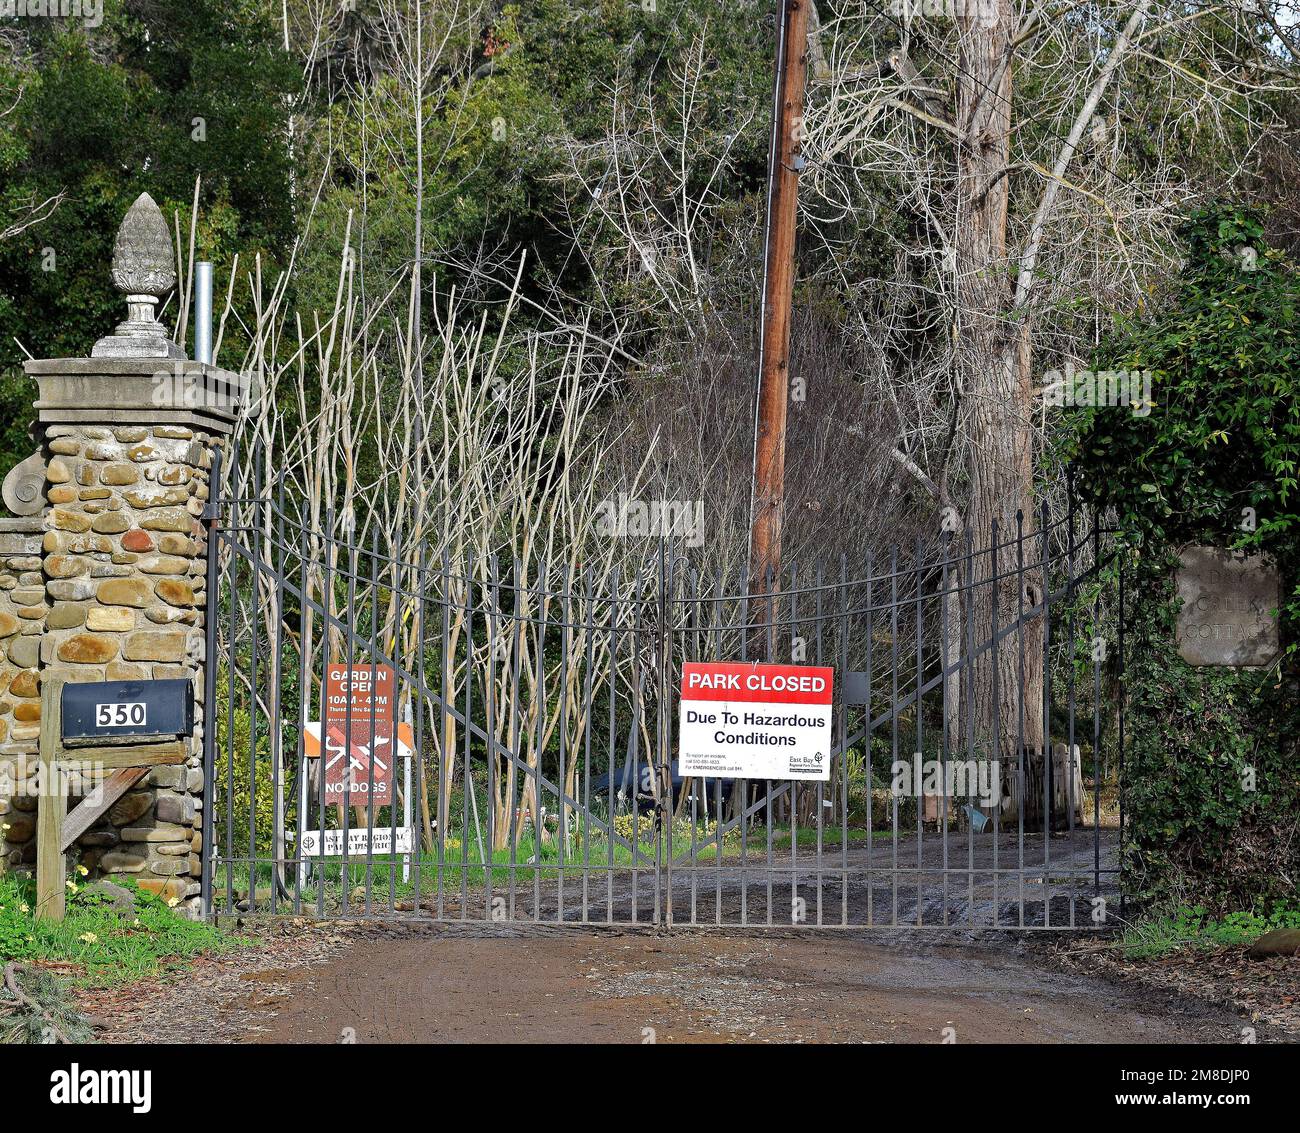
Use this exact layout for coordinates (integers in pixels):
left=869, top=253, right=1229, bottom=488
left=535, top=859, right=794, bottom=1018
left=953, top=3, right=1045, bottom=812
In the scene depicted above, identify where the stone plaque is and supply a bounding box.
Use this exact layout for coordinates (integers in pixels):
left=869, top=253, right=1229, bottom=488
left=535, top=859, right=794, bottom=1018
left=1176, top=546, right=1280, bottom=666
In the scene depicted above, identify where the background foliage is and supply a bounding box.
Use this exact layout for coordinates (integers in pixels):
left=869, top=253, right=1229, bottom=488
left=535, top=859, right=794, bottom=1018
left=1071, top=206, right=1300, bottom=911
left=2, top=3, right=1299, bottom=914
left=0, top=0, right=297, bottom=471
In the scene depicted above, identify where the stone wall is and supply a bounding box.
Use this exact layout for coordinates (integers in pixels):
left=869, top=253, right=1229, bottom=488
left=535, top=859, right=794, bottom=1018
left=33, top=423, right=215, bottom=910
left=0, top=520, right=44, bottom=870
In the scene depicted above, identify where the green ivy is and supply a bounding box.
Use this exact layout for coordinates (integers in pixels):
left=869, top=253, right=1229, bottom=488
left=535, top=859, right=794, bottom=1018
left=1068, top=204, right=1300, bottom=913
left=1113, top=551, right=1297, bottom=910
left=1067, top=204, right=1300, bottom=612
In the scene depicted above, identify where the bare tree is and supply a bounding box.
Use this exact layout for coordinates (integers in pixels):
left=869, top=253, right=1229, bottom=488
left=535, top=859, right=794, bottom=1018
left=800, top=0, right=1298, bottom=798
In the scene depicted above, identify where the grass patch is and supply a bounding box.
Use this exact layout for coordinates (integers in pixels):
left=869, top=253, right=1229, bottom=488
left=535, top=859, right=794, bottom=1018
left=0, top=873, right=232, bottom=988
left=1119, top=900, right=1300, bottom=959
left=214, top=822, right=892, bottom=913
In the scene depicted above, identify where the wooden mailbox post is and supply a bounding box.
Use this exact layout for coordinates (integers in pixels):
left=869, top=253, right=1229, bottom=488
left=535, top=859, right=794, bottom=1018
left=35, top=676, right=189, bottom=922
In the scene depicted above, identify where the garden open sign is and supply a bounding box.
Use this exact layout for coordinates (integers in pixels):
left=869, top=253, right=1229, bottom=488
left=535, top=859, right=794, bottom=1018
left=324, top=664, right=396, bottom=806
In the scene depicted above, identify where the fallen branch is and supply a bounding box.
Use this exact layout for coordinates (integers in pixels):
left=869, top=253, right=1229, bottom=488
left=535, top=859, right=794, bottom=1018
left=1, top=961, right=76, bottom=1044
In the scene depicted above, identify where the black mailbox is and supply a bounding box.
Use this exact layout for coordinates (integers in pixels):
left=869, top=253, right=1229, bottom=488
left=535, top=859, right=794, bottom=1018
left=61, top=679, right=194, bottom=743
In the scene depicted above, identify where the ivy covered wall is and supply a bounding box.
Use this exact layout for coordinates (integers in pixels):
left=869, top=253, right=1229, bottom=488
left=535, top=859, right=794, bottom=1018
left=1119, top=550, right=1296, bottom=910
left=1072, top=206, right=1300, bottom=912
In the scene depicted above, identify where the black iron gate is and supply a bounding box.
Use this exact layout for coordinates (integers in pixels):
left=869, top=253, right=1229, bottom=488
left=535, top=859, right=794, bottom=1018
left=203, top=444, right=1126, bottom=929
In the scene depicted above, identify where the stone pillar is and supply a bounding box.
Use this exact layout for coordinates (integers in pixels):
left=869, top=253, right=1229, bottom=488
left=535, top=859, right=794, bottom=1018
left=0, top=519, right=44, bottom=866
left=0, top=193, right=238, bottom=915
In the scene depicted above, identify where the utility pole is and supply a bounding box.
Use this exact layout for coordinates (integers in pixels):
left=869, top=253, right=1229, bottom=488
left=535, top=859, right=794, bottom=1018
left=748, top=0, right=810, bottom=607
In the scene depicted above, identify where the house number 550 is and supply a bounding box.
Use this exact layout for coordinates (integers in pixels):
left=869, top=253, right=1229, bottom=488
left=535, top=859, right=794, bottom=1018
left=95, top=702, right=147, bottom=728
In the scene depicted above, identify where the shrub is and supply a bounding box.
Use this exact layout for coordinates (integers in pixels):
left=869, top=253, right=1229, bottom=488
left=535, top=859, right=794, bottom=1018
left=1069, top=204, right=1300, bottom=912
left=214, top=703, right=277, bottom=861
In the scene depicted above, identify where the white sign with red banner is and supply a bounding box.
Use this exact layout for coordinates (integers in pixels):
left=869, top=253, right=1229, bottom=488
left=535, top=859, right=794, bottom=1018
left=678, top=662, right=834, bottom=781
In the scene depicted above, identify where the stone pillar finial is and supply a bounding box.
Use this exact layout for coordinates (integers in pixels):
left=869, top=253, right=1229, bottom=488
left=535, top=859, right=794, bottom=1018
left=92, top=192, right=185, bottom=361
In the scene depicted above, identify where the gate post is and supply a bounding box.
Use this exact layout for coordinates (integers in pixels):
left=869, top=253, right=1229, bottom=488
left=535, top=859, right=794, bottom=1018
left=2, top=192, right=239, bottom=917
left=0, top=518, right=44, bottom=871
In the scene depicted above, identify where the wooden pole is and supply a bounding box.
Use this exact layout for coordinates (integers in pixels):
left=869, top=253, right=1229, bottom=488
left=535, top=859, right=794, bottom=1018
left=36, top=677, right=66, bottom=922
left=35, top=673, right=188, bottom=922
left=748, top=0, right=810, bottom=606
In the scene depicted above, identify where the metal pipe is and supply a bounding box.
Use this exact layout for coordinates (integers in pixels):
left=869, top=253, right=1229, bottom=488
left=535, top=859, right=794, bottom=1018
left=194, top=260, right=213, bottom=365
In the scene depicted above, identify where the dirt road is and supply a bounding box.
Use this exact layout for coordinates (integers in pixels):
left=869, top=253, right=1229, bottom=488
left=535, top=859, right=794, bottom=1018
left=84, top=923, right=1290, bottom=1044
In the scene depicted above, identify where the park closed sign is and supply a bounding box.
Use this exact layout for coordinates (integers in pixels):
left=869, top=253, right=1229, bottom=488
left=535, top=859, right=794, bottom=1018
left=679, top=662, right=834, bottom=781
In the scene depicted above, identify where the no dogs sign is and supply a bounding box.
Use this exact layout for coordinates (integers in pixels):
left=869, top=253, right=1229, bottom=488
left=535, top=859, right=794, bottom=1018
left=678, top=662, right=834, bottom=781
left=324, top=665, right=396, bottom=805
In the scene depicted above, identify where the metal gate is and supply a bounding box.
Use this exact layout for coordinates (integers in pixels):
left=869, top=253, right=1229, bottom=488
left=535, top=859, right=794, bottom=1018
left=203, top=443, right=1125, bottom=929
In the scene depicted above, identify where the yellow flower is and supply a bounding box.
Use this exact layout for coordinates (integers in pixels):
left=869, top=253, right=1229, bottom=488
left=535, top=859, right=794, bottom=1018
left=66, top=880, right=78, bottom=892
left=167, top=897, right=180, bottom=908
left=78, top=932, right=98, bottom=944
left=76, top=865, right=89, bottom=877
left=19, top=902, right=29, bottom=914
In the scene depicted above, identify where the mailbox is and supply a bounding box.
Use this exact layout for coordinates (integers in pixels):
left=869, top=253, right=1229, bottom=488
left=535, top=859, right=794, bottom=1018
left=61, top=679, right=194, bottom=743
